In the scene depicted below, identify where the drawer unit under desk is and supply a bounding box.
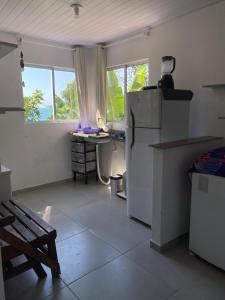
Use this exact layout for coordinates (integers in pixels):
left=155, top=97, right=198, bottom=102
left=71, top=141, right=96, bottom=153
left=71, top=152, right=96, bottom=163
left=72, top=161, right=96, bottom=174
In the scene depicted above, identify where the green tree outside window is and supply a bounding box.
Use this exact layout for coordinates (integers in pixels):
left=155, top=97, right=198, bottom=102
left=23, top=66, right=79, bottom=122
left=106, top=63, right=149, bottom=121
left=55, top=80, right=79, bottom=120
left=24, top=89, right=44, bottom=122
left=107, top=67, right=125, bottom=122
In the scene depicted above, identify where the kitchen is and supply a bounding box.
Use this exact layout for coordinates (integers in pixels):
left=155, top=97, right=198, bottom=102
left=1, top=1, right=225, bottom=299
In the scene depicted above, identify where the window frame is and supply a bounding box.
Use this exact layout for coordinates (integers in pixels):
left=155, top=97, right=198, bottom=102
left=106, top=59, right=150, bottom=122
left=22, top=64, right=79, bottom=124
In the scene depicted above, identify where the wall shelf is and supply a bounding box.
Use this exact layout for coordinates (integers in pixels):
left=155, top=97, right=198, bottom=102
left=202, top=84, right=225, bottom=88
left=0, top=107, right=24, bottom=114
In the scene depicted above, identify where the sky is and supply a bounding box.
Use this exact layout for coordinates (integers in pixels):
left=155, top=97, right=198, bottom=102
left=22, top=66, right=75, bottom=107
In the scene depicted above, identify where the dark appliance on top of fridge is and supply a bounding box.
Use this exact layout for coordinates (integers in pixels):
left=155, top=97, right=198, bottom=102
left=158, top=56, right=176, bottom=89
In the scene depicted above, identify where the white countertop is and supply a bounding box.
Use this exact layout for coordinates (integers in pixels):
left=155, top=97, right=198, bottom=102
left=71, top=132, right=110, bottom=139
left=0, top=165, right=11, bottom=176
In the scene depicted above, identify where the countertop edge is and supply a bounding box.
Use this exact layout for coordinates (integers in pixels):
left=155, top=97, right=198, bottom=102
left=149, top=136, right=224, bottom=150
left=0, top=165, right=12, bottom=176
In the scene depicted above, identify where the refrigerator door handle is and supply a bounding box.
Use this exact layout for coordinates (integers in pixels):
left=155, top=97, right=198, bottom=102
left=130, top=108, right=135, bottom=150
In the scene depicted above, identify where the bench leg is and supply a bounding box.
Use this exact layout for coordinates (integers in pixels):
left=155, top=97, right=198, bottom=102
left=25, top=255, right=47, bottom=279
left=33, top=262, right=47, bottom=279
left=47, top=239, right=60, bottom=277
left=5, top=261, right=13, bottom=271
left=73, top=172, right=76, bottom=181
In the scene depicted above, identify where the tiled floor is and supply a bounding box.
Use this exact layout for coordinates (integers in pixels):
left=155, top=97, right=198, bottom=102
left=4, top=179, right=225, bottom=300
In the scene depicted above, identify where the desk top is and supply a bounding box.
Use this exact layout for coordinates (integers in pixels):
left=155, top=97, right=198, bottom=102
left=70, top=132, right=110, bottom=138
left=69, top=131, right=125, bottom=142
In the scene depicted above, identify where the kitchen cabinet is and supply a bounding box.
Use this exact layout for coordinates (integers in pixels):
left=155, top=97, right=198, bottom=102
left=71, top=138, right=97, bottom=184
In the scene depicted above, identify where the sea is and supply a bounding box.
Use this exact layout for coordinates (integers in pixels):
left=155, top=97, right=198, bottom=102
left=39, top=106, right=52, bottom=121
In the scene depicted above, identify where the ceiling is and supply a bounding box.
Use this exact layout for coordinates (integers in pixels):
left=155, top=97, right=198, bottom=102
left=0, top=0, right=222, bottom=46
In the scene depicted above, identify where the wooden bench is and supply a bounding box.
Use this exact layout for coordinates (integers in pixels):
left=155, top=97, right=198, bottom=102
left=0, top=200, right=60, bottom=280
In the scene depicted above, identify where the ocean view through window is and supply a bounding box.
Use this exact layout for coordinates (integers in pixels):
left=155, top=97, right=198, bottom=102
left=22, top=66, right=79, bottom=122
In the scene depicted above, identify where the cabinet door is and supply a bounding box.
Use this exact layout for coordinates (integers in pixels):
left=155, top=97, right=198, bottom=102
left=190, top=173, right=225, bottom=271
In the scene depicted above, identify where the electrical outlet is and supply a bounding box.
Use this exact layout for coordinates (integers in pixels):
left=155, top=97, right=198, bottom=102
left=198, top=175, right=209, bottom=193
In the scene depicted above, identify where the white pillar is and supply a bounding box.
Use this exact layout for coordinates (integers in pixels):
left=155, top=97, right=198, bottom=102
left=151, top=137, right=225, bottom=251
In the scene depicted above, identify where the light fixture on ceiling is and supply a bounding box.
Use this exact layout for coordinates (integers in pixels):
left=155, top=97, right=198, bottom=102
left=143, top=26, right=151, bottom=37
left=70, top=1, right=83, bottom=18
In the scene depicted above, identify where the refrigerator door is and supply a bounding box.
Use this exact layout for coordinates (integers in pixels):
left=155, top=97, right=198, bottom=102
left=126, top=89, right=161, bottom=129
left=126, top=127, right=160, bottom=225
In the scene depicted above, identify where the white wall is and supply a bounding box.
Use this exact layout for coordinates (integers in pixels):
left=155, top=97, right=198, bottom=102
left=107, top=1, right=225, bottom=138
left=0, top=35, right=79, bottom=191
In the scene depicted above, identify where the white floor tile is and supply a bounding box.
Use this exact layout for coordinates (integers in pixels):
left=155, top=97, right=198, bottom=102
left=168, top=281, right=225, bottom=300
left=70, top=256, right=176, bottom=300
left=7, top=181, right=225, bottom=300
left=44, top=287, right=79, bottom=300
left=42, top=212, right=86, bottom=242
left=56, top=230, right=120, bottom=284
left=126, top=240, right=225, bottom=291
left=69, top=200, right=151, bottom=253
left=5, top=267, right=65, bottom=300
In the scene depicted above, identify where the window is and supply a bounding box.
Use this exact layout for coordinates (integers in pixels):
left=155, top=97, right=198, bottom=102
left=22, top=67, right=53, bottom=122
left=54, top=69, right=79, bottom=120
left=22, top=66, right=79, bottom=122
left=106, top=62, right=149, bottom=121
left=107, top=67, right=125, bottom=122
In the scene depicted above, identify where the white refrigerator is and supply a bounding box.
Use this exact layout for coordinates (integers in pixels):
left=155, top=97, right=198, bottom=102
left=126, top=88, right=190, bottom=225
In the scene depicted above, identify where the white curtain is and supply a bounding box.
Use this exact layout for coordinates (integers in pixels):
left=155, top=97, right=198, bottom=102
left=96, top=44, right=108, bottom=131
left=74, top=46, right=90, bottom=128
